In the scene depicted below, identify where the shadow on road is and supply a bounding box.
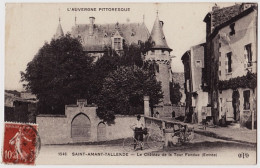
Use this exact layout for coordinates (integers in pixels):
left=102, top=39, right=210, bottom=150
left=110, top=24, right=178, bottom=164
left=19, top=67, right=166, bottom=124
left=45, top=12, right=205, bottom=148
left=194, top=130, right=256, bottom=146
left=158, top=140, right=256, bottom=152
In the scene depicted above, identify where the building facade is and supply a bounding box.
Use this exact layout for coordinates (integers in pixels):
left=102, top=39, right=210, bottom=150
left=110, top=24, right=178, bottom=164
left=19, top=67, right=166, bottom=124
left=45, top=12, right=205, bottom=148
left=182, top=44, right=209, bottom=123
left=203, top=3, right=257, bottom=128
left=37, top=99, right=144, bottom=144
left=53, top=14, right=174, bottom=117
left=4, top=91, right=37, bottom=123
left=144, top=14, right=173, bottom=117
left=54, top=16, right=150, bottom=62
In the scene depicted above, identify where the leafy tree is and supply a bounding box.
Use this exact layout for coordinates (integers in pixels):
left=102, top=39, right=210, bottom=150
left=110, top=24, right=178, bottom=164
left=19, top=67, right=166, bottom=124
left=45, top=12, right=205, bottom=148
left=96, top=66, right=163, bottom=123
left=88, top=47, right=121, bottom=103
left=21, top=34, right=93, bottom=114
left=170, top=82, right=182, bottom=105
left=89, top=41, right=153, bottom=102
left=121, top=43, right=144, bottom=67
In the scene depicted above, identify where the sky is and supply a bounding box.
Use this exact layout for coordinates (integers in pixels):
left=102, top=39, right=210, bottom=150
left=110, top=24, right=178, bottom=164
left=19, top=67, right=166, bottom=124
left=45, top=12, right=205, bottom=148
left=5, top=2, right=235, bottom=91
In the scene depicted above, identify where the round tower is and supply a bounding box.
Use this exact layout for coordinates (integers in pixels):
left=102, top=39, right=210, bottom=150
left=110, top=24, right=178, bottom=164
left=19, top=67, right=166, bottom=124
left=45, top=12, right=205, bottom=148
left=145, top=13, right=172, bottom=116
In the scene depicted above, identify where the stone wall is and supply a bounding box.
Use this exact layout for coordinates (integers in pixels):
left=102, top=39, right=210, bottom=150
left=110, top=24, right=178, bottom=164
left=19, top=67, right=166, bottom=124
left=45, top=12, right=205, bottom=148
left=36, top=102, right=144, bottom=144
left=155, top=105, right=185, bottom=118
left=106, top=115, right=143, bottom=140
left=36, top=115, right=68, bottom=144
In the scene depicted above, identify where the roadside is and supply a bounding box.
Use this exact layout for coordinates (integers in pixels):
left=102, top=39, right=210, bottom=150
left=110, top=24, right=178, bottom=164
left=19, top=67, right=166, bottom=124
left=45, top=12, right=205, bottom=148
left=161, top=117, right=256, bottom=145
left=193, top=125, right=257, bottom=145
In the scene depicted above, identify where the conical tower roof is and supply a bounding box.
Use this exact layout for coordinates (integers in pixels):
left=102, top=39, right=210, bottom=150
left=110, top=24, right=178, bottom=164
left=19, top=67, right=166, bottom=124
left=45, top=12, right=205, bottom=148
left=54, top=23, right=64, bottom=39
left=150, top=15, right=172, bottom=51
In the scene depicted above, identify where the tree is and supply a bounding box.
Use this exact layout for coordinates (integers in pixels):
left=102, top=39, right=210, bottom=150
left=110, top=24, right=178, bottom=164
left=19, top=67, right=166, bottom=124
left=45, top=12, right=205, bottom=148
left=89, top=41, right=153, bottom=103
left=21, top=34, right=93, bottom=114
left=96, top=66, right=163, bottom=123
left=121, top=43, right=144, bottom=67
left=88, top=47, right=121, bottom=103
left=170, top=82, right=182, bottom=105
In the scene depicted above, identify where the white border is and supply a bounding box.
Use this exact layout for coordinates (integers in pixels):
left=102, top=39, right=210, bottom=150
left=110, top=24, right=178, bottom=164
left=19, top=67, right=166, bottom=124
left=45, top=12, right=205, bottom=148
left=0, top=0, right=259, bottom=168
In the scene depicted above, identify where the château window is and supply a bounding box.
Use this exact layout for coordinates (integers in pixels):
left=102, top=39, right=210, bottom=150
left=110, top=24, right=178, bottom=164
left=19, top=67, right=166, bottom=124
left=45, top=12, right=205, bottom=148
left=229, top=23, right=235, bottom=36
left=195, top=60, right=202, bottom=68
left=226, top=52, right=232, bottom=73
left=220, top=98, right=222, bottom=111
left=244, top=44, right=252, bottom=67
left=114, top=38, right=121, bottom=50
left=243, top=90, right=250, bottom=110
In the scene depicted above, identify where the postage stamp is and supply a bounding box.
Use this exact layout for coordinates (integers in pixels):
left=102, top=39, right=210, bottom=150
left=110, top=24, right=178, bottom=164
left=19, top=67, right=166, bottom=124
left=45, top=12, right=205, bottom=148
left=2, top=122, right=40, bottom=165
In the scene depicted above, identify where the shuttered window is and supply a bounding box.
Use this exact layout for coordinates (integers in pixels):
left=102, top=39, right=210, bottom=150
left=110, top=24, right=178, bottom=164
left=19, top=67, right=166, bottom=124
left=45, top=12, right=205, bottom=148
left=244, top=44, right=252, bottom=68
left=226, top=52, right=232, bottom=73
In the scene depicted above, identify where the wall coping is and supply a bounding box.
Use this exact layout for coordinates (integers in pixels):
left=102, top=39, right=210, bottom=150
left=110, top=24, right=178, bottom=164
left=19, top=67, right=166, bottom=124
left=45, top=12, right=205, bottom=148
left=144, top=116, right=187, bottom=126
left=66, top=104, right=98, bottom=108
left=114, top=114, right=144, bottom=118
left=37, top=114, right=67, bottom=118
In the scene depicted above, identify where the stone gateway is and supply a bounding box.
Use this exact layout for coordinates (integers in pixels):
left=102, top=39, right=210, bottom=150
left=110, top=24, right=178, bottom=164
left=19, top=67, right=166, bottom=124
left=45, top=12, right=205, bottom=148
left=36, top=99, right=143, bottom=145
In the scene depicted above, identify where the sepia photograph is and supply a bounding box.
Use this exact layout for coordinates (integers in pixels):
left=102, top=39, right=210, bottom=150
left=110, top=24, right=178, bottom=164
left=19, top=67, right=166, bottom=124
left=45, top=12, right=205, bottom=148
left=2, top=2, right=258, bottom=165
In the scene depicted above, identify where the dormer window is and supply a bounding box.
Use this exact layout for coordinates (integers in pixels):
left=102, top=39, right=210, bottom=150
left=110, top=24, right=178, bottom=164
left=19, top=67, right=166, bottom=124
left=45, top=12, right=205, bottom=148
left=131, top=32, right=135, bottom=36
left=114, top=38, right=121, bottom=50
left=104, top=33, right=108, bottom=38
left=229, top=23, right=235, bottom=36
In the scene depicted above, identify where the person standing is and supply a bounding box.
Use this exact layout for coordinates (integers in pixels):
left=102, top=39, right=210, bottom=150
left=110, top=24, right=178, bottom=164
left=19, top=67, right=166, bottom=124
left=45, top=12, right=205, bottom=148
left=131, top=115, right=144, bottom=150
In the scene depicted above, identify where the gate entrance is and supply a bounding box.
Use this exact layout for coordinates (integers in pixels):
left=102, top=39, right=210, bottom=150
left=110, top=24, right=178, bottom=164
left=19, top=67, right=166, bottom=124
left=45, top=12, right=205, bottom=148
left=97, top=122, right=106, bottom=141
left=232, top=90, right=240, bottom=122
left=71, top=113, right=91, bottom=139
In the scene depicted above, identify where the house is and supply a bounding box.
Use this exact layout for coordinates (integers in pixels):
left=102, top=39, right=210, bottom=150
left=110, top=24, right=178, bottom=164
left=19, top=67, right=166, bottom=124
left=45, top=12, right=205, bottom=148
left=182, top=43, right=209, bottom=123
left=203, top=3, right=257, bottom=128
left=53, top=13, right=174, bottom=117
left=54, top=16, right=150, bottom=62
left=4, top=90, right=38, bottom=123
left=20, top=90, right=37, bottom=101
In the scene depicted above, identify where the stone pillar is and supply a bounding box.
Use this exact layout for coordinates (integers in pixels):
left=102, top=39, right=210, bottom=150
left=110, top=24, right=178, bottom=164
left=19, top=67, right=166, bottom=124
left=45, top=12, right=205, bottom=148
left=144, top=96, right=150, bottom=116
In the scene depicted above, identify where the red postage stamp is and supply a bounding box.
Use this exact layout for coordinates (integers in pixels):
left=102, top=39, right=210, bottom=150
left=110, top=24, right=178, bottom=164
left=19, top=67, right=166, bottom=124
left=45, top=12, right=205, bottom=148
left=2, top=122, right=39, bottom=165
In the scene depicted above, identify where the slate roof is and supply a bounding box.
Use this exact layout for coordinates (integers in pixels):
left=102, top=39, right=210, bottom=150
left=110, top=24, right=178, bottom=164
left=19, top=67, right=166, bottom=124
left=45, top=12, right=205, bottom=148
left=150, top=15, right=172, bottom=51
left=204, top=3, right=257, bottom=33
left=211, top=4, right=242, bottom=28
left=207, top=5, right=257, bottom=39
left=70, top=22, right=150, bottom=52
left=54, top=23, right=64, bottom=39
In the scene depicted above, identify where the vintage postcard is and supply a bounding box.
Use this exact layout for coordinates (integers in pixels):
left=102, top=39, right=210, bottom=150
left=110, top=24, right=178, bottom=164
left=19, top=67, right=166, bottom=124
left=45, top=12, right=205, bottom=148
left=2, top=2, right=257, bottom=165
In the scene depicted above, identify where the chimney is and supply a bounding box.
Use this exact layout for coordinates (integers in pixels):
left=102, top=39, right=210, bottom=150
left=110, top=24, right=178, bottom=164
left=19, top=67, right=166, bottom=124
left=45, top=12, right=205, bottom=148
left=212, top=3, right=220, bottom=11
left=89, top=17, right=95, bottom=36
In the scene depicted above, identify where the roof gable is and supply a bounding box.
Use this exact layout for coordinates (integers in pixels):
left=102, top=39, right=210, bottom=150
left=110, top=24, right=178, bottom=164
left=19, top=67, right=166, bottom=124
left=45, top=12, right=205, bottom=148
left=71, top=22, right=150, bottom=52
